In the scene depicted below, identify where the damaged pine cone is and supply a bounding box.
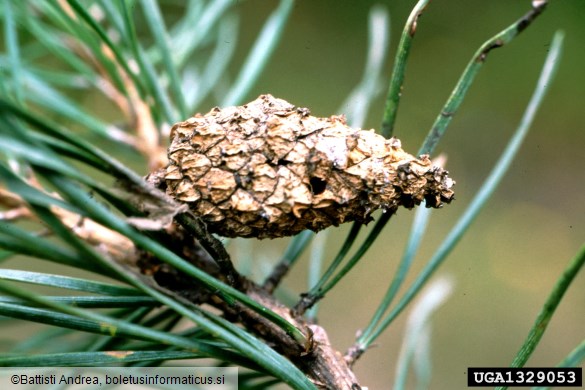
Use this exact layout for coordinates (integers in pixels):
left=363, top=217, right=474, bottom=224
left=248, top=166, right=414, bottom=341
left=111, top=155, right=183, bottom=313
left=157, top=94, right=455, bottom=239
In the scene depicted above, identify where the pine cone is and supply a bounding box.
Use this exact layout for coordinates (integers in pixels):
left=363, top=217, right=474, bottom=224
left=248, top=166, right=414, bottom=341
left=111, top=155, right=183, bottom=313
left=161, top=94, right=455, bottom=239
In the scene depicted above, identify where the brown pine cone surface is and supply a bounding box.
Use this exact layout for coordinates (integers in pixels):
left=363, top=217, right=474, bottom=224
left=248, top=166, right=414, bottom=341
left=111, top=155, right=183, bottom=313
left=162, top=94, right=455, bottom=239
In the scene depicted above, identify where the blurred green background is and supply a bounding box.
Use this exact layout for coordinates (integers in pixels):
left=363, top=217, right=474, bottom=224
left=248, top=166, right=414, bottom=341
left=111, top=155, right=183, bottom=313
left=3, top=1, right=584, bottom=389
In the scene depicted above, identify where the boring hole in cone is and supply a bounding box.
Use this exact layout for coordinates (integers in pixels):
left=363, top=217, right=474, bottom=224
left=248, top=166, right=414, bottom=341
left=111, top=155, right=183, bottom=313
left=309, top=177, right=327, bottom=195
